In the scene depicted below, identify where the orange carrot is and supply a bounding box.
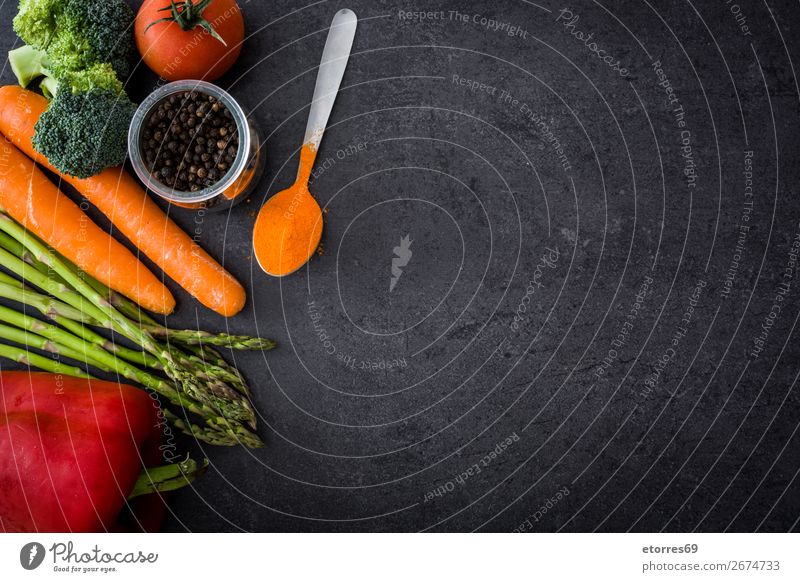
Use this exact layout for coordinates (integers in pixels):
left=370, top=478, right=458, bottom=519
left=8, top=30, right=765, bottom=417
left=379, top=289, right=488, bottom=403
left=0, top=86, right=246, bottom=317
left=0, top=137, right=175, bottom=314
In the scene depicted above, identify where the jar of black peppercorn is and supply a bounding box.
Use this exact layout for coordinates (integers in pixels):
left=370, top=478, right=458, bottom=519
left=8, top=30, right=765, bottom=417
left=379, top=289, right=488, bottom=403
left=128, top=80, right=264, bottom=210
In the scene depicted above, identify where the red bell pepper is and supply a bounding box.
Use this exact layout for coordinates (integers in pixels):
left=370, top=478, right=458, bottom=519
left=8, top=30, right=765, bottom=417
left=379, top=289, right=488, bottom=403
left=0, top=371, right=204, bottom=532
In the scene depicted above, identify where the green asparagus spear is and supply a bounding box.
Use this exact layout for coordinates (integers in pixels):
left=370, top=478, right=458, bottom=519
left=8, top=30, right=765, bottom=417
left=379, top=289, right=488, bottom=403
left=0, top=342, right=94, bottom=379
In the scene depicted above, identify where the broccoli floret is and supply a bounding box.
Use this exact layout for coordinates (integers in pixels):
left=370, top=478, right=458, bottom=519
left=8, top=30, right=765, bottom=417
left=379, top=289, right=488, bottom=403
left=33, top=67, right=136, bottom=178
left=58, top=63, right=124, bottom=95
left=11, top=0, right=65, bottom=49
left=13, top=0, right=134, bottom=78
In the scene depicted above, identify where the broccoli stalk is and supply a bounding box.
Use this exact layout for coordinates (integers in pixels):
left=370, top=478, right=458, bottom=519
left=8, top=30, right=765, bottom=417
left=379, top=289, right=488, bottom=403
left=39, top=75, right=58, bottom=100
left=8, top=45, right=48, bottom=88
left=7, top=44, right=60, bottom=98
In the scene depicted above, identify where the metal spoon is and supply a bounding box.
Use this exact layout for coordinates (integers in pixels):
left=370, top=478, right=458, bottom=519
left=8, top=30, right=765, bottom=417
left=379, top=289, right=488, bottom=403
left=252, top=9, right=358, bottom=276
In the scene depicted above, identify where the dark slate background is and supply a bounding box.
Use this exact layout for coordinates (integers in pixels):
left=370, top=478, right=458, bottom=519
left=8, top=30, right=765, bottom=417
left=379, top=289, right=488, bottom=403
left=1, top=0, right=799, bottom=532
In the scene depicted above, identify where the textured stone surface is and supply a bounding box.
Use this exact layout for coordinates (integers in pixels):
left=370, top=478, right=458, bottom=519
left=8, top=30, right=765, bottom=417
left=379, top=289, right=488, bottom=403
left=1, top=0, right=799, bottom=531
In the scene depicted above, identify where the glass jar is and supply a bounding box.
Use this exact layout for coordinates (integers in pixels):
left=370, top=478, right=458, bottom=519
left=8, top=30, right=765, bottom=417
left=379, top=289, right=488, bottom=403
left=128, top=79, right=264, bottom=211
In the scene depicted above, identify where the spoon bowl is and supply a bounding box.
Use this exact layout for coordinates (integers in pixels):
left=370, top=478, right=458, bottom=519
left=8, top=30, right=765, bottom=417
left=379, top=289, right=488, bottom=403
left=253, top=154, right=323, bottom=276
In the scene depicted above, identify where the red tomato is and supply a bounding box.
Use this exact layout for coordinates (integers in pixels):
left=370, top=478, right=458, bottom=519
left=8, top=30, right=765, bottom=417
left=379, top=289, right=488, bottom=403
left=135, top=0, right=244, bottom=81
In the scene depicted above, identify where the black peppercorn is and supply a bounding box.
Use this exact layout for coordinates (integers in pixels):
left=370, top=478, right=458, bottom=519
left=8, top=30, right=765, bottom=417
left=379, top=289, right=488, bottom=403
left=141, top=90, right=240, bottom=192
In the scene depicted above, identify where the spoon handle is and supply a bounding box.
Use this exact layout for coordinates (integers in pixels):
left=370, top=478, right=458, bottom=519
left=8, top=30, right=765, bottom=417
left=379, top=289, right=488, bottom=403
left=302, top=9, right=358, bottom=154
